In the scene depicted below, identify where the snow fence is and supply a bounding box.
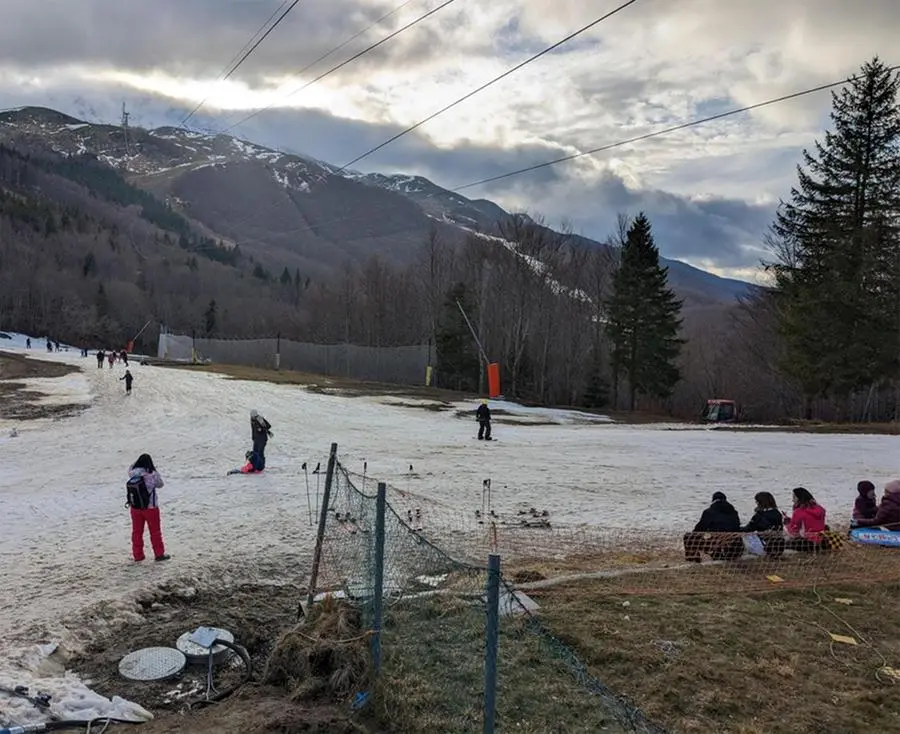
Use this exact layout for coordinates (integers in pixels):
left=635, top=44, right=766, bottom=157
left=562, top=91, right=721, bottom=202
left=157, top=328, right=429, bottom=385
left=306, top=448, right=666, bottom=734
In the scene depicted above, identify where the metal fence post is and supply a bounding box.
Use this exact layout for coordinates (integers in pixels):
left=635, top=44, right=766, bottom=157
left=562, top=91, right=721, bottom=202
left=372, top=482, right=387, bottom=678
left=484, top=553, right=501, bottom=734
left=303, top=442, right=338, bottom=618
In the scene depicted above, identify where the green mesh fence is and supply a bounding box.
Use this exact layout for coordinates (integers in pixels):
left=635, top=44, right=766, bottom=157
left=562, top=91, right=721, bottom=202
left=309, top=456, right=665, bottom=733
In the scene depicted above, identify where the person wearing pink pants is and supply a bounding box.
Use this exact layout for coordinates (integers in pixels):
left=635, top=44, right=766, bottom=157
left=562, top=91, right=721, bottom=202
left=127, top=453, right=170, bottom=562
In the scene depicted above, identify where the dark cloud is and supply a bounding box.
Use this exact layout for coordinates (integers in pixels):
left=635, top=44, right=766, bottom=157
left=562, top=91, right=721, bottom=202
left=0, top=0, right=463, bottom=81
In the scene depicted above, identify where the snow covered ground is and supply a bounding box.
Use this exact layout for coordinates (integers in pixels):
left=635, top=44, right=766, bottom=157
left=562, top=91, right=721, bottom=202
left=1, top=334, right=898, bottom=724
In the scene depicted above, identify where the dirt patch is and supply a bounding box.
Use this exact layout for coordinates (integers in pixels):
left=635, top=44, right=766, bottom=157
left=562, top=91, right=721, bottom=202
left=0, top=353, right=84, bottom=421
left=164, top=362, right=474, bottom=404
left=530, top=579, right=900, bottom=733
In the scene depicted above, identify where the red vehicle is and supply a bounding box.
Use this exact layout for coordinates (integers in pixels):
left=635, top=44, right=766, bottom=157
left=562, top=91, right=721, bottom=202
left=703, top=399, right=737, bottom=423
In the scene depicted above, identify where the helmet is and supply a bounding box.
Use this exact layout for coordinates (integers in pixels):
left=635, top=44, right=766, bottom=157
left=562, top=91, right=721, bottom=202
left=481, top=399, right=488, bottom=405
left=250, top=409, right=258, bottom=418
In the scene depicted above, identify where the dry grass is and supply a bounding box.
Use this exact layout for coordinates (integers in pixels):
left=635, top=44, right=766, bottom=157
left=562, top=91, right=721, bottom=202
left=265, top=596, right=370, bottom=701
left=373, top=593, right=634, bottom=734
left=529, top=579, right=900, bottom=733
left=0, top=352, right=84, bottom=420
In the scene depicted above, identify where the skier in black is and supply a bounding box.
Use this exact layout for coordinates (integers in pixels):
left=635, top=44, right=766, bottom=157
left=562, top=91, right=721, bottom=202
left=250, top=409, right=273, bottom=460
left=97, top=350, right=105, bottom=368
left=476, top=400, right=492, bottom=441
left=121, top=349, right=129, bottom=366
left=120, top=369, right=134, bottom=394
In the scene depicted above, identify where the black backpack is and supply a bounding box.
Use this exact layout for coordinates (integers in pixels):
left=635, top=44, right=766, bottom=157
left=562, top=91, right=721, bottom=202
left=126, top=474, right=151, bottom=509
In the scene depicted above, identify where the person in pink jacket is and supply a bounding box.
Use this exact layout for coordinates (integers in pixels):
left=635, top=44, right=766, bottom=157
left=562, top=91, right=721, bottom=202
left=127, top=453, right=170, bottom=562
left=783, top=486, right=827, bottom=551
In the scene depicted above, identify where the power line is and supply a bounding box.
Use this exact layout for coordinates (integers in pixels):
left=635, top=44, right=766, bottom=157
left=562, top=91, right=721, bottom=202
left=216, top=64, right=898, bottom=247
left=336, top=0, right=642, bottom=172
left=181, top=0, right=304, bottom=129
left=218, top=0, right=423, bottom=134
left=450, top=64, right=900, bottom=192
left=179, top=0, right=292, bottom=128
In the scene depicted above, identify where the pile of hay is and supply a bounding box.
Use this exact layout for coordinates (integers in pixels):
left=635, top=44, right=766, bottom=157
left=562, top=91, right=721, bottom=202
left=264, top=596, right=370, bottom=701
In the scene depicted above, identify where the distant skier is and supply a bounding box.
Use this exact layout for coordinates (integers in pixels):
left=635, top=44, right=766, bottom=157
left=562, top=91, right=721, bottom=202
left=108, top=351, right=115, bottom=368
left=97, top=350, right=105, bottom=368
left=46, top=339, right=52, bottom=352
left=25, top=338, right=31, bottom=349
left=476, top=399, right=492, bottom=441
left=121, top=369, right=134, bottom=394
left=121, top=349, right=129, bottom=366
left=250, top=409, right=273, bottom=460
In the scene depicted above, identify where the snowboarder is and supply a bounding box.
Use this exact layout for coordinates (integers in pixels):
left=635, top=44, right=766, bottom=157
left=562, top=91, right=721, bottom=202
left=97, top=350, right=105, bottom=368
left=126, top=453, right=169, bottom=562
left=476, top=399, right=492, bottom=441
left=250, top=409, right=273, bottom=460
left=120, top=369, right=134, bottom=394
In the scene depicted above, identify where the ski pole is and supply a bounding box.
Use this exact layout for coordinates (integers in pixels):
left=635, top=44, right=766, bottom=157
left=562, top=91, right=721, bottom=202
left=362, top=460, right=367, bottom=493
left=302, top=462, right=312, bottom=526
left=313, top=462, right=321, bottom=518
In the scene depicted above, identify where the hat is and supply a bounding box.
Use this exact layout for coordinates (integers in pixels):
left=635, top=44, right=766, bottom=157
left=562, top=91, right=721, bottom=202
left=712, top=491, right=727, bottom=502
left=885, top=480, right=900, bottom=495
left=250, top=409, right=258, bottom=418
left=857, top=480, right=875, bottom=496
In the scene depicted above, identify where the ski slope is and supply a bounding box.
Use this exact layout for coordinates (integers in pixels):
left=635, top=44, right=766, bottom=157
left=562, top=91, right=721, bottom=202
left=1, top=338, right=898, bottom=723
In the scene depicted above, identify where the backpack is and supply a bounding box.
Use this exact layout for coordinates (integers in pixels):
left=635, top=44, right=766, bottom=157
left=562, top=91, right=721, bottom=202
left=126, top=474, right=152, bottom=509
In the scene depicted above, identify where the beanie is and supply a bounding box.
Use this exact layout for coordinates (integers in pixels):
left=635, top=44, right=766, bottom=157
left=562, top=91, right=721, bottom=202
left=858, top=480, right=875, bottom=496
left=712, top=491, right=727, bottom=503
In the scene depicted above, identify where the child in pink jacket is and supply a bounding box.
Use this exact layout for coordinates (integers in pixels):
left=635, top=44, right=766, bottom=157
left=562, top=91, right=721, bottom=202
left=783, top=487, right=827, bottom=551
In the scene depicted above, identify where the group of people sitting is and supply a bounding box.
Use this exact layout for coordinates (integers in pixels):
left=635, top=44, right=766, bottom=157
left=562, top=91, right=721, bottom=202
left=683, top=479, right=900, bottom=563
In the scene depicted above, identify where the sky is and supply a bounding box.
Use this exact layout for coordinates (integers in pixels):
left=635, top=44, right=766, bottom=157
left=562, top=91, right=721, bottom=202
left=0, top=0, right=897, bottom=282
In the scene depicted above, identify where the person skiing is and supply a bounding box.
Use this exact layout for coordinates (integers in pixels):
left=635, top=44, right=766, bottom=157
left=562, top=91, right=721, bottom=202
left=121, top=349, right=129, bottom=367
left=250, top=410, right=273, bottom=459
left=476, top=399, right=492, bottom=441
left=108, top=351, right=115, bottom=368
left=126, top=453, right=169, bottom=562
left=97, top=350, right=104, bottom=368
left=120, top=369, right=134, bottom=394
left=25, top=338, right=31, bottom=349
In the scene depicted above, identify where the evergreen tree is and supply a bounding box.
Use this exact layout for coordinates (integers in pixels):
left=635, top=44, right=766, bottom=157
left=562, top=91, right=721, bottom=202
left=204, top=299, right=217, bottom=337
left=435, top=282, right=481, bottom=391
left=769, top=57, right=900, bottom=402
left=606, top=212, right=684, bottom=410
left=280, top=266, right=292, bottom=286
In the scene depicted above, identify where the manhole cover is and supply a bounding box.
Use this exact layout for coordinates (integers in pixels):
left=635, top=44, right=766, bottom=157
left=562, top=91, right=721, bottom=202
left=119, top=647, right=186, bottom=682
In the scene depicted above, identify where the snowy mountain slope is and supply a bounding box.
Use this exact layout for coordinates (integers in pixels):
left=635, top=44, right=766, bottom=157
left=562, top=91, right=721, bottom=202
left=0, top=106, right=753, bottom=304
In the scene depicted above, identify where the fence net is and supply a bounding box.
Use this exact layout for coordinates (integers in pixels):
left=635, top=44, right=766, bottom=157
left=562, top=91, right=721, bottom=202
left=310, top=460, right=662, bottom=733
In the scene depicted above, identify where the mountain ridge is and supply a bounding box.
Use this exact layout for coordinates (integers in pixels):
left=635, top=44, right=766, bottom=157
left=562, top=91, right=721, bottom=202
left=0, top=105, right=753, bottom=306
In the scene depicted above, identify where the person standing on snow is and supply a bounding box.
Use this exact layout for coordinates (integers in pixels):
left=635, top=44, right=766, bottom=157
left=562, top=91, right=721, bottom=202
left=476, top=399, right=492, bottom=441
left=120, top=369, right=134, bottom=394
left=121, top=349, right=129, bottom=367
left=126, top=453, right=170, bottom=562
left=250, top=409, right=273, bottom=460
left=97, top=350, right=104, bottom=368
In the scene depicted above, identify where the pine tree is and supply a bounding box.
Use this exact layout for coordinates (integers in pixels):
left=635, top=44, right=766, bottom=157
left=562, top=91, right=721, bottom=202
left=435, top=282, right=481, bottom=391
left=769, top=57, right=900, bottom=402
left=606, top=212, right=684, bottom=410
left=280, top=266, right=292, bottom=286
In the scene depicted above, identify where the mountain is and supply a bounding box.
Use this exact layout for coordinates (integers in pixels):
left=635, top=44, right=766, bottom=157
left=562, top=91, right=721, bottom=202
left=0, top=106, right=752, bottom=307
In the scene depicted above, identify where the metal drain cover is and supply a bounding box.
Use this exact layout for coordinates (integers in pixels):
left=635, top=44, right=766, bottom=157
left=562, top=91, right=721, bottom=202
left=176, top=627, right=234, bottom=665
left=119, top=647, right=186, bottom=682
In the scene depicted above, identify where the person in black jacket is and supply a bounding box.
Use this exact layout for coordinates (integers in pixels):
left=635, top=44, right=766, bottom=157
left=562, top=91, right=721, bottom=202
left=684, top=492, right=743, bottom=562
left=476, top=400, right=492, bottom=441
left=742, top=491, right=785, bottom=558
left=250, top=409, right=273, bottom=459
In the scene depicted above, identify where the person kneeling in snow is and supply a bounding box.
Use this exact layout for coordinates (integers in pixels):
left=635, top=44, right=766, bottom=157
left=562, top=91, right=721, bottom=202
left=229, top=450, right=266, bottom=475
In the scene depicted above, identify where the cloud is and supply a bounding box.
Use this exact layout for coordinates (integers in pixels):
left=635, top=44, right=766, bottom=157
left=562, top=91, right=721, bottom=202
left=0, top=0, right=896, bottom=279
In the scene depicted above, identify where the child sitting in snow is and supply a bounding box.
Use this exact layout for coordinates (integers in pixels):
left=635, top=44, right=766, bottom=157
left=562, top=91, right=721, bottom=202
left=851, top=480, right=877, bottom=526
left=228, top=450, right=265, bottom=475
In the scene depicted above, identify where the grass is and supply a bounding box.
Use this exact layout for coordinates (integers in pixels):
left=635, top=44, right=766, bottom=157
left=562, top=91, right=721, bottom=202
left=374, top=594, right=635, bottom=733
left=0, top=352, right=85, bottom=420
left=528, top=579, right=900, bottom=734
